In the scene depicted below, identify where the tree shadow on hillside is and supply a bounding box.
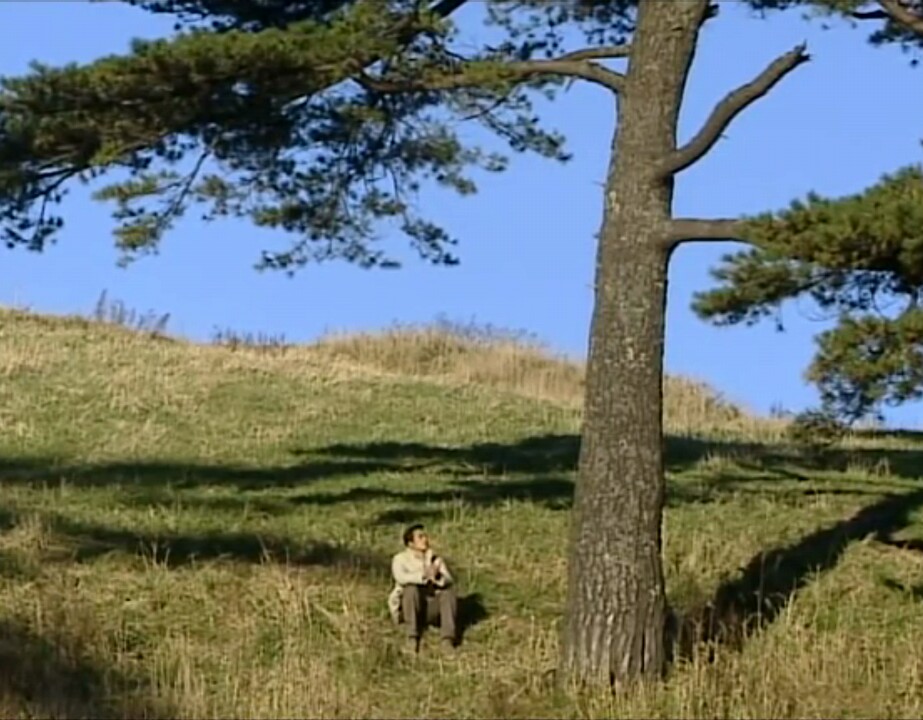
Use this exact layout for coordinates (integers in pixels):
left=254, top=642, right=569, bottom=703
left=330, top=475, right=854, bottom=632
left=668, top=488, right=923, bottom=663
left=47, top=516, right=390, bottom=579
left=280, top=433, right=923, bottom=522
left=880, top=576, right=923, bottom=601
left=307, top=432, right=923, bottom=483
left=0, top=457, right=408, bottom=491
left=2, top=428, right=921, bottom=497
left=0, top=618, right=172, bottom=719
left=295, top=435, right=583, bottom=476
left=291, top=476, right=576, bottom=525
left=0, top=509, right=19, bottom=534
left=668, top=434, right=923, bottom=481
left=3, top=430, right=921, bottom=528
left=280, top=466, right=742, bottom=524
left=0, top=436, right=582, bottom=492
left=851, top=428, right=923, bottom=443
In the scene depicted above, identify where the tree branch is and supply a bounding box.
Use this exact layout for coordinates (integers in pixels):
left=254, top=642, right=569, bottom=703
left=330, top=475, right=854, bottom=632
left=356, top=47, right=628, bottom=95
left=853, top=9, right=890, bottom=20
left=657, top=43, right=810, bottom=178
left=0, top=0, right=473, bottom=224
left=427, top=0, right=468, bottom=19
left=876, top=0, right=923, bottom=34
left=667, top=218, right=744, bottom=248
left=557, top=45, right=632, bottom=62
left=401, top=0, right=470, bottom=39
left=701, top=3, right=720, bottom=27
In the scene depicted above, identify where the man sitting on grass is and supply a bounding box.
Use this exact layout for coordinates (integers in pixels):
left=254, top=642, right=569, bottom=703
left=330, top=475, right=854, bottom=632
left=388, top=523, right=458, bottom=653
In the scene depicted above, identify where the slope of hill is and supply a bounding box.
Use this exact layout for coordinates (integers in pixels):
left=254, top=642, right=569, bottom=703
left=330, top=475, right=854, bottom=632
left=0, top=307, right=921, bottom=719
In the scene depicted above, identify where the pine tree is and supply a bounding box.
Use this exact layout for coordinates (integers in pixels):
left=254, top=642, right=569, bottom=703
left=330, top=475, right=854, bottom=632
left=693, top=144, right=923, bottom=424
left=692, top=2, right=923, bottom=424
left=1, top=0, right=919, bottom=686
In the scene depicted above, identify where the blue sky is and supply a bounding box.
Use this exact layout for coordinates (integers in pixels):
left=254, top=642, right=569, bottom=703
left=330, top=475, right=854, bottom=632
left=1, top=1, right=921, bottom=426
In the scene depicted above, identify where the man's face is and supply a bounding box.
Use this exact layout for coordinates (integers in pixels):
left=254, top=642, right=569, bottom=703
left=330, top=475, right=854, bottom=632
left=408, top=529, right=430, bottom=552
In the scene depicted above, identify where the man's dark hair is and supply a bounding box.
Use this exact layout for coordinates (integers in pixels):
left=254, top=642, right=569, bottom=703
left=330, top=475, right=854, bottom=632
left=403, top=523, right=424, bottom=546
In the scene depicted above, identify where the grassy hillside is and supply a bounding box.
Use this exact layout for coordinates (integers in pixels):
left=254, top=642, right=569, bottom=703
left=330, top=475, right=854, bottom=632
left=1, top=307, right=923, bottom=718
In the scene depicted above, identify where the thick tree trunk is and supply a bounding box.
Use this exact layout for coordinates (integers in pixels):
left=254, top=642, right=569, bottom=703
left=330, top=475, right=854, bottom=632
left=561, top=0, right=709, bottom=687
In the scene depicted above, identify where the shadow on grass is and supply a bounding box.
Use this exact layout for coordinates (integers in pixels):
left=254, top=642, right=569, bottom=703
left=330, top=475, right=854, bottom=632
left=669, top=434, right=923, bottom=481
left=0, top=457, right=405, bottom=491
left=881, top=576, right=923, bottom=601
left=2, top=429, right=921, bottom=496
left=877, top=536, right=923, bottom=553
left=310, top=432, right=923, bottom=482
left=0, top=618, right=172, bottom=719
left=49, top=517, right=390, bottom=578
left=0, top=436, right=583, bottom=492
left=0, top=510, right=41, bottom=581
left=296, top=435, right=582, bottom=476
left=669, top=488, right=923, bottom=662
left=367, top=477, right=727, bottom=525
left=457, top=592, right=489, bottom=644
left=293, top=476, right=576, bottom=525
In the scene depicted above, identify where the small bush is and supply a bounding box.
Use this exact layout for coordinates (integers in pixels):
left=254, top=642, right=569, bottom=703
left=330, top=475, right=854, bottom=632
left=786, top=409, right=847, bottom=448
left=211, top=327, right=290, bottom=353
left=91, top=290, right=170, bottom=336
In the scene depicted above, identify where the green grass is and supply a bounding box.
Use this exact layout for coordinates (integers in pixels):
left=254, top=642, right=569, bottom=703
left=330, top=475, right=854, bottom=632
left=1, top=307, right=923, bottom=717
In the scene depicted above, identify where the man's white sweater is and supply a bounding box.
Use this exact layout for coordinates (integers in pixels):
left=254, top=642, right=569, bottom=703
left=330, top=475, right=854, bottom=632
left=387, top=547, right=454, bottom=622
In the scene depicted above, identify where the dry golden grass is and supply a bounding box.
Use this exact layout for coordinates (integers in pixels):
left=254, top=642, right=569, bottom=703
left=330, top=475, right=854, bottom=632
left=0, top=305, right=921, bottom=718
left=308, top=321, right=787, bottom=440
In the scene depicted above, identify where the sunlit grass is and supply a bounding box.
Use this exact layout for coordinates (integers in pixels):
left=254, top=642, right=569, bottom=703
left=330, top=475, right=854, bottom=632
left=0, top=305, right=921, bottom=718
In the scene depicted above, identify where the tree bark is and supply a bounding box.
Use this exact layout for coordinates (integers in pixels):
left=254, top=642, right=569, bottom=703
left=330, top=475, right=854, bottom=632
left=561, top=0, right=710, bottom=687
